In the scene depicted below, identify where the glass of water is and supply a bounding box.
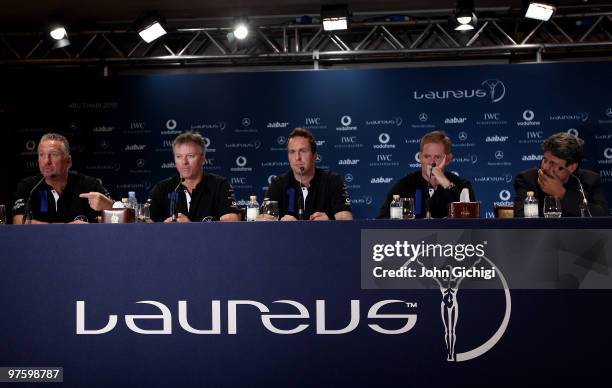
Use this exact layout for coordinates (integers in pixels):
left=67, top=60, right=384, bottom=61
left=400, top=198, right=415, bottom=219
left=543, top=196, right=562, bottom=218
left=260, top=200, right=279, bottom=221
left=0, top=204, right=6, bottom=224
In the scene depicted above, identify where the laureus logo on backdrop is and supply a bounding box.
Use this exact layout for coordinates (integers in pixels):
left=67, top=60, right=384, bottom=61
left=369, top=236, right=511, bottom=362
left=412, top=79, right=506, bottom=103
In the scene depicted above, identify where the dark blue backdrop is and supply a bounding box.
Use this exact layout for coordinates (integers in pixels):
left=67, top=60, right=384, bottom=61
left=4, top=61, right=612, bottom=218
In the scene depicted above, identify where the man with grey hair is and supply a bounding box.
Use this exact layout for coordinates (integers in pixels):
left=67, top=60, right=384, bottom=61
left=13, top=133, right=113, bottom=224
left=514, top=132, right=608, bottom=217
left=148, top=131, right=240, bottom=222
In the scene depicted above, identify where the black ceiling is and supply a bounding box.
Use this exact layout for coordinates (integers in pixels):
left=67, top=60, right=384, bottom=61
left=1, top=0, right=610, bottom=30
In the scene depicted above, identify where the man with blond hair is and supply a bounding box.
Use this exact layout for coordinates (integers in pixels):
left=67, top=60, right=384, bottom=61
left=13, top=133, right=113, bottom=224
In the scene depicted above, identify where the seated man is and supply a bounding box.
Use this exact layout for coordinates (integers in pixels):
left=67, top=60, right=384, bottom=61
left=148, top=131, right=240, bottom=222
left=378, top=130, right=475, bottom=218
left=13, top=133, right=113, bottom=224
left=514, top=132, right=608, bottom=217
left=265, top=127, right=352, bottom=221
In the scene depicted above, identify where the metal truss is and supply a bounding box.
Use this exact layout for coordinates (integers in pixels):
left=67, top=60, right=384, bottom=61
left=1, top=11, right=612, bottom=69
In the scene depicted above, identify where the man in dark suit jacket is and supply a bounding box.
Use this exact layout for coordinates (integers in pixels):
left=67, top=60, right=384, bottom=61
left=514, top=132, right=608, bottom=217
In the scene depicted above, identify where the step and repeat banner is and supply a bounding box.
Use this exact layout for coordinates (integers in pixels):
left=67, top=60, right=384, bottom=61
left=3, top=61, right=612, bottom=218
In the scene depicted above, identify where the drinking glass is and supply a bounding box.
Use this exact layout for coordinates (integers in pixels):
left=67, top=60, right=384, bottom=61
left=400, top=198, right=415, bottom=220
left=260, top=200, right=279, bottom=221
left=0, top=204, right=6, bottom=224
left=543, top=196, right=562, bottom=218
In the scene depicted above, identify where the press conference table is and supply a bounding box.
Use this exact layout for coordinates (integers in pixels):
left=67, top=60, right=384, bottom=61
left=1, top=218, right=611, bottom=387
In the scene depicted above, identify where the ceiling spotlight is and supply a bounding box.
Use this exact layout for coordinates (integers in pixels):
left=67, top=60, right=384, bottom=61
left=525, top=1, right=557, bottom=21
left=48, top=18, right=70, bottom=49
left=453, top=0, right=477, bottom=31
left=232, top=18, right=249, bottom=40
left=321, top=4, right=349, bottom=31
left=134, top=12, right=167, bottom=43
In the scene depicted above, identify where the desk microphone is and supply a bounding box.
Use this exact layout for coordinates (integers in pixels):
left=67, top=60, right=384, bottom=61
left=23, top=175, right=45, bottom=224
left=425, top=162, right=436, bottom=219
left=571, top=173, right=591, bottom=217
left=298, top=167, right=305, bottom=220
left=170, top=178, right=185, bottom=222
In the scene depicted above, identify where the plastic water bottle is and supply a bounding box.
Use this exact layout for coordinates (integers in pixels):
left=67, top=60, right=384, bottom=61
left=524, top=191, right=539, bottom=218
left=128, top=191, right=138, bottom=210
left=390, top=195, right=403, bottom=220
left=246, top=195, right=259, bottom=221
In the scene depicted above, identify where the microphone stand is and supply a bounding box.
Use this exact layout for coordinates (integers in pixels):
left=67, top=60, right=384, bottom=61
left=23, top=176, right=46, bottom=224
left=298, top=167, right=304, bottom=220
left=425, top=163, right=436, bottom=219
left=170, top=178, right=185, bottom=222
left=571, top=173, right=592, bottom=217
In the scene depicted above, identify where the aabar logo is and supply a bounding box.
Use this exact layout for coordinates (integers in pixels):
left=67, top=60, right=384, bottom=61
left=371, top=177, right=393, bottom=184
left=485, top=135, right=508, bottom=142
left=76, top=300, right=417, bottom=335
left=522, top=154, right=543, bottom=161
left=267, top=122, right=289, bottom=128
left=338, top=159, right=360, bottom=165
left=125, top=144, right=147, bottom=151
left=444, top=117, right=467, bottom=124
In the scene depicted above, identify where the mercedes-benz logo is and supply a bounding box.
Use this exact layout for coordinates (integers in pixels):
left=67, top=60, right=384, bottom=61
left=481, top=79, right=506, bottom=103
left=458, top=132, right=468, bottom=141
left=136, top=159, right=145, bottom=168
left=241, top=118, right=251, bottom=127
left=344, top=173, right=354, bottom=183
left=100, top=140, right=109, bottom=150
left=495, top=150, right=504, bottom=160
left=419, top=113, right=428, bottom=122
left=277, top=136, right=287, bottom=145
left=606, top=107, right=612, bottom=118
left=315, top=154, right=322, bottom=163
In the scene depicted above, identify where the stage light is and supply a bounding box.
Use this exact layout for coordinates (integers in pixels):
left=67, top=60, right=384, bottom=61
left=135, top=12, right=167, bottom=43
left=48, top=18, right=70, bottom=49
left=453, top=0, right=477, bottom=31
left=525, top=1, right=556, bottom=21
left=233, top=18, right=249, bottom=40
left=321, top=4, right=349, bottom=31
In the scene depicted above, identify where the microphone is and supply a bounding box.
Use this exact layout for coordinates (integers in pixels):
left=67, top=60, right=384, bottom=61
left=23, top=176, right=45, bottom=224
left=170, top=177, right=185, bottom=222
left=571, top=173, right=591, bottom=217
left=298, top=167, right=305, bottom=220
left=425, top=162, right=436, bottom=219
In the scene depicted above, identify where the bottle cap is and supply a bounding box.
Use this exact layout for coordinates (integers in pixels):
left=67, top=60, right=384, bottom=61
left=393, top=194, right=400, bottom=200
left=250, top=195, right=257, bottom=201
left=527, top=191, right=534, bottom=197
